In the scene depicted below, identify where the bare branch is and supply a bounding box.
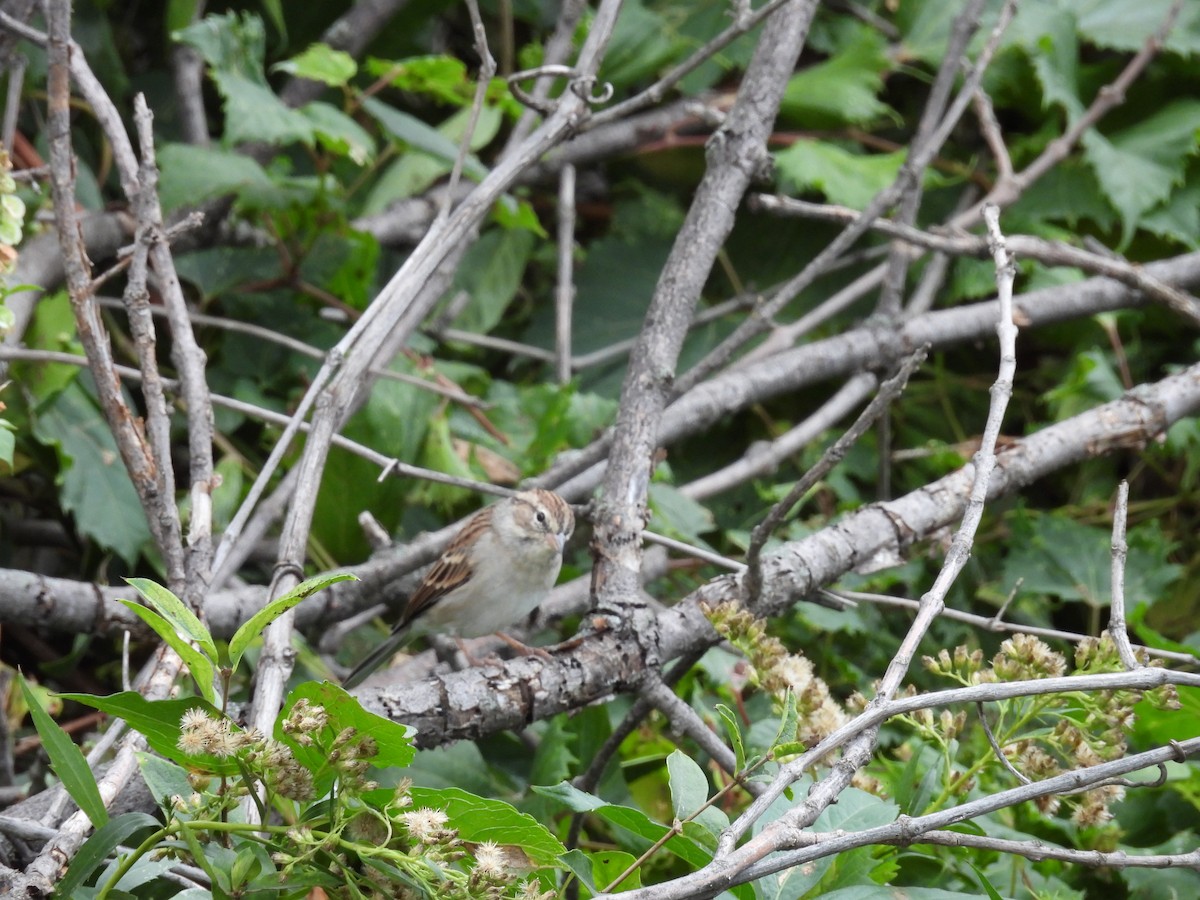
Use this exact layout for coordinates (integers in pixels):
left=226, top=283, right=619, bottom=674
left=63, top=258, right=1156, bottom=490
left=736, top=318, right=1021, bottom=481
left=1108, top=481, right=1141, bottom=670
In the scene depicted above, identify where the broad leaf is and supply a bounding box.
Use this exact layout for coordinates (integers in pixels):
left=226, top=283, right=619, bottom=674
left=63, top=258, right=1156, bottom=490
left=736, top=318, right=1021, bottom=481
left=410, top=786, right=566, bottom=866
left=774, top=140, right=906, bottom=209
left=32, top=380, right=151, bottom=565
left=275, top=43, right=356, bottom=86
left=534, top=782, right=713, bottom=868
left=276, top=681, right=415, bottom=794
left=157, top=144, right=275, bottom=212
left=666, top=750, right=728, bottom=837
left=60, top=692, right=239, bottom=775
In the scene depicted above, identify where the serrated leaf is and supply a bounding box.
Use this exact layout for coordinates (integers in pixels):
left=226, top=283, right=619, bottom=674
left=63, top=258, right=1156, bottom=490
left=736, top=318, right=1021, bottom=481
left=774, top=140, right=906, bottom=209
left=410, top=786, right=566, bottom=866
left=1074, top=0, right=1200, bottom=54
left=32, top=380, right=151, bottom=565
left=365, top=54, right=469, bottom=104
left=174, top=10, right=266, bottom=78
left=214, top=71, right=315, bottom=147
left=228, top=572, right=356, bottom=670
left=1083, top=100, right=1200, bottom=244
left=19, top=675, right=108, bottom=827
left=119, top=600, right=216, bottom=704
left=780, top=30, right=891, bottom=127
left=300, top=101, right=376, bottom=165
left=125, top=578, right=217, bottom=661
left=56, top=812, right=160, bottom=898
left=275, top=43, right=357, bottom=87
left=276, top=681, right=414, bottom=795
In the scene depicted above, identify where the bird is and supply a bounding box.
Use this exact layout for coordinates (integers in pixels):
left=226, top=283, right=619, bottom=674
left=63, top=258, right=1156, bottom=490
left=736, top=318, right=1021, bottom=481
left=342, top=489, right=574, bottom=689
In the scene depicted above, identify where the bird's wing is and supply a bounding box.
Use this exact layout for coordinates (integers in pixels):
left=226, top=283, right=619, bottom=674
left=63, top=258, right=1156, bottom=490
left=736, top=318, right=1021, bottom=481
left=399, top=506, right=492, bottom=627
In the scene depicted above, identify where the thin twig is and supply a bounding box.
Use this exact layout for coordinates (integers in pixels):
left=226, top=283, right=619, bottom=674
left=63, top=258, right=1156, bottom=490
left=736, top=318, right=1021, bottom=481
left=1108, top=481, right=1140, bottom=670
left=438, top=0, right=496, bottom=225
left=822, top=587, right=1196, bottom=666
left=744, top=350, right=926, bottom=602
left=682, top=372, right=878, bottom=501
left=555, top=163, right=576, bottom=384
left=751, top=194, right=1200, bottom=326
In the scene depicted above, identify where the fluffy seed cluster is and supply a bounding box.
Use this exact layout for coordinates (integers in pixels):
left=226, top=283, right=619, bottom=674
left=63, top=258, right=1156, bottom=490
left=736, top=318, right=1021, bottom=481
left=702, top=600, right=849, bottom=748
left=177, top=708, right=314, bottom=801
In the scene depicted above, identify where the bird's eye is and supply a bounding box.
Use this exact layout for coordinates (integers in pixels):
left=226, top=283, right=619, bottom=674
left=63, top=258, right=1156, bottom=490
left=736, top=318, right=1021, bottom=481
left=535, top=511, right=547, bottom=525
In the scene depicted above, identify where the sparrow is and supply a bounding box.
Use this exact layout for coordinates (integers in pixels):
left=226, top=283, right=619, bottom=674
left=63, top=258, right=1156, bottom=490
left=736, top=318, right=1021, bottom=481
left=342, top=489, right=574, bottom=688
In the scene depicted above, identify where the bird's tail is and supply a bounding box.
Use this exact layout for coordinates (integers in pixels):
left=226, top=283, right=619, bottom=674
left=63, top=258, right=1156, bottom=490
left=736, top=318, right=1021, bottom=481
left=342, top=627, right=410, bottom=689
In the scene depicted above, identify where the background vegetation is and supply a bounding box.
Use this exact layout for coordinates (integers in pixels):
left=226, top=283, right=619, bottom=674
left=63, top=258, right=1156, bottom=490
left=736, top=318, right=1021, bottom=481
left=0, top=0, right=1198, bottom=896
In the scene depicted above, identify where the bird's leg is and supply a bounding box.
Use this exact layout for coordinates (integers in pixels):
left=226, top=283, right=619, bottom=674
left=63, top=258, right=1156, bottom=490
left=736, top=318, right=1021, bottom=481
left=495, top=632, right=554, bottom=661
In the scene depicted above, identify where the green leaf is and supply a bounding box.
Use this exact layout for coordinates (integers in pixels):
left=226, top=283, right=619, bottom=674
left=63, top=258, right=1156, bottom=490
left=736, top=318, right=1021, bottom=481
left=19, top=675, right=108, bottom=827
left=647, top=483, right=716, bottom=544
left=214, top=71, right=315, bottom=147
left=774, top=140, right=906, bottom=209
left=56, top=812, right=160, bottom=898
left=136, top=752, right=193, bottom=808
left=276, top=681, right=415, bottom=794
left=32, top=380, right=152, bottom=565
left=447, top=228, right=535, bottom=335
left=590, top=848, right=641, bottom=892
left=715, top=704, right=747, bottom=773
left=968, top=863, right=1005, bottom=900
left=1083, top=100, right=1200, bottom=244
left=364, top=54, right=471, bottom=105
left=118, top=600, right=216, bottom=704
left=360, top=101, right=499, bottom=213
left=275, top=43, right=357, bottom=87
left=1002, top=511, right=1182, bottom=612
left=175, top=10, right=267, bottom=78
left=0, top=420, right=14, bottom=470
left=299, top=102, right=376, bottom=165
left=228, top=572, right=357, bottom=671
left=666, top=750, right=728, bottom=837
left=1074, top=0, right=1200, bottom=54
left=600, top=0, right=686, bottom=92
left=773, top=689, right=800, bottom=751
left=60, top=692, right=240, bottom=775
left=362, top=96, right=481, bottom=172
left=157, top=143, right=276, bottom=212
left=491, top=195, right=548, bottom=237
left=410, top=786, right=566, bottom=866
left=124, top=578, right=217, bottom=661
left=780, top=29, right=892, bottom=127
left=534, top=782, right=713, bottom=868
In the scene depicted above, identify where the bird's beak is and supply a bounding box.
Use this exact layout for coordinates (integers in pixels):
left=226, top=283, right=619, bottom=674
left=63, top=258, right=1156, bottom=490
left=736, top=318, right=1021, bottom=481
left=548, top=532, right=567, bottom=553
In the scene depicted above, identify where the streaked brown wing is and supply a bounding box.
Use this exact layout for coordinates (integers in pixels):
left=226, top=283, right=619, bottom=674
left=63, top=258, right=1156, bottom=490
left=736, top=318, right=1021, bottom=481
left=398, top=507, right=490, bottom=628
